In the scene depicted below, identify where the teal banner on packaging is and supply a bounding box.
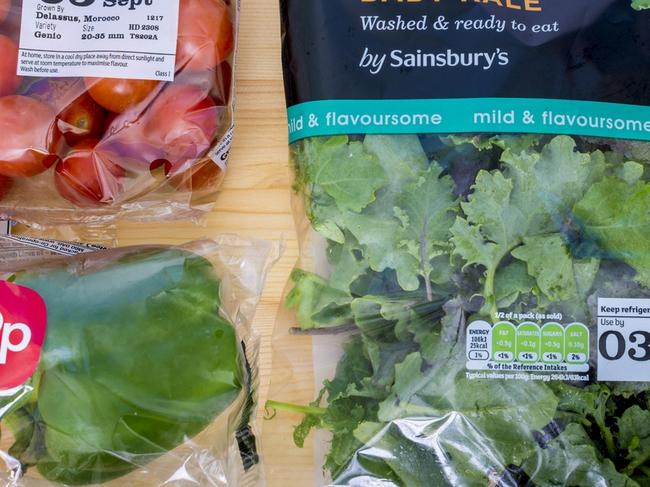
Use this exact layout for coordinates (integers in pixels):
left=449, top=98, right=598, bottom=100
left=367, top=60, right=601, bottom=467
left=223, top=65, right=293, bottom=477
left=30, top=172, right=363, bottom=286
left=287, top=98, right=650, bottom=143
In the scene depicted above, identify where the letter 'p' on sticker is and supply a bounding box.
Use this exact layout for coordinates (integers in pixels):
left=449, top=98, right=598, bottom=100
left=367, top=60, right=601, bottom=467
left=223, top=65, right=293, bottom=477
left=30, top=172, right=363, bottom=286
left=0, top=281, right=46, bottom=392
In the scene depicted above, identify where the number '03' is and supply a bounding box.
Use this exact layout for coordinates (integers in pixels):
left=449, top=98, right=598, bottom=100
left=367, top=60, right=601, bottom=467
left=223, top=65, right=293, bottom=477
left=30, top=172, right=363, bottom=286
left=599, top=330, right=650, bottom=362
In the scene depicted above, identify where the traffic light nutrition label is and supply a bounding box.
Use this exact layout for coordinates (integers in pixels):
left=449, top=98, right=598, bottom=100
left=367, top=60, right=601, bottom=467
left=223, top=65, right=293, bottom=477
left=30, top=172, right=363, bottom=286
left=467, top=298, right=650, bottom=383
left=466, top=318, right=591, bottom=380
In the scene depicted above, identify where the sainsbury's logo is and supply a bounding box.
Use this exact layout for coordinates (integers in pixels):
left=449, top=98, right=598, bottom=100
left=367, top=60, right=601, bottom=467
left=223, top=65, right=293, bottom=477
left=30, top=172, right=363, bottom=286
left=0, top=316, right=32, bottom=364
left=0, top=281, right=47, bottom=391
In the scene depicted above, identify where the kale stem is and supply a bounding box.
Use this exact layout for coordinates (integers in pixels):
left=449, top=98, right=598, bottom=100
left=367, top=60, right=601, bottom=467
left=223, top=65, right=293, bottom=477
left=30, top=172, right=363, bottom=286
left=290, top=324, right=359, bottom=336
left=483, top=241, right=522, bottom=319
left=424, top=273, right=433, bottom=303
left=625, top=450, right=650, bottom=476
left=484, top=264, right=499, bottom=319
left=600, top=425, right=616, bottom=459
left=264, top=400, right=327, bottom=417
left=420, top=220, right=433, bottom=302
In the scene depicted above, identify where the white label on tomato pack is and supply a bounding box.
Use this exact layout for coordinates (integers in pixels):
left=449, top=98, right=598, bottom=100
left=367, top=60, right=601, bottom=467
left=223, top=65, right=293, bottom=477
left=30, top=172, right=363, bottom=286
left=18, top=0, right=180, bottom=81
left=597, top=298, right=650, bottom=382
left=209, top=124, right=234, bottom=169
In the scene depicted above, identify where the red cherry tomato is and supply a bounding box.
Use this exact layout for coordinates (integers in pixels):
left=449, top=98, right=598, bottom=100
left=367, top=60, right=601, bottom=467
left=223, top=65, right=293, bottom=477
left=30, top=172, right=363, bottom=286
left=99, top=110, right=165, bottom=171
left=54, top=139, right=125, bottom=207
left=0, top=96, right=58, bottom=177
left=176, top=0, right=233, bottom=72
left=212, top=61, right=232, bottom=106
left=55, top=92, right=107, bottom=147
left=23, top=79, right=90, bottom=156
left=0, top=175, right=12, bottom=200
left=0, top=35, right=20, bottom=97
left=84, top=78, right=159, bottom=113
left=0, top=0, right=11, bottom=24
left=103, top=111, right=118, bottom=133
left=24, top=78, right=87, bottom=111
left=144, top=84, right=219, bottom=164
left=165, top=160, right=224, bottom=192
left=174, top=61, right=231, bottom=106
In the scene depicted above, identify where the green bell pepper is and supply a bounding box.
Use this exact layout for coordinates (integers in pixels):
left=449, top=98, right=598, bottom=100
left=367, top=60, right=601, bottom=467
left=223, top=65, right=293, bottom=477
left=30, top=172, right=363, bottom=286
left=4, top=247, right=245, bottom=485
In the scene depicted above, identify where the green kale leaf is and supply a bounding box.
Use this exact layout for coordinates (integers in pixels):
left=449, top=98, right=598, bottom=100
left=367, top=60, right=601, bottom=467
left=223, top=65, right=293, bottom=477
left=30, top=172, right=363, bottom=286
left=618, top=406, right=650, bottom=475
left=293, top=136, right=387, bottom=214
left=451, top=135, right=605, bottom=315
left=523, top=424, right=639, bottom=487
left=574, top=176, right=650, bottom=286
left=511, top=234, right=599, bottom=303
left=287, top=135, right=459, bottom=331
left=285, top=269, right=354, bottom=330
left=338, top=161, right=457, bottom=292
left=376, top=352, right=558, bottom=468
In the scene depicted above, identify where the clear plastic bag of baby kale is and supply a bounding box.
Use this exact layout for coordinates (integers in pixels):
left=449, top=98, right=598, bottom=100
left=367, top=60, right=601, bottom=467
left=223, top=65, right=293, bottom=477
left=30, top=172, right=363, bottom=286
left=0, top=235, right=274, bottom=486
left=0, top=0, right=237, bottom=227
left=267, top=1, right=650, bottom=486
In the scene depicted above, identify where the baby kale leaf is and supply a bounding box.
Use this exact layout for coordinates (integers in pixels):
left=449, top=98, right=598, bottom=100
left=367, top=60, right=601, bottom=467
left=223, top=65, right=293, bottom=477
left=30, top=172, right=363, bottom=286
left=574, top=177, right=650, bottom=287
left=451, top=136, right=605, bottom=315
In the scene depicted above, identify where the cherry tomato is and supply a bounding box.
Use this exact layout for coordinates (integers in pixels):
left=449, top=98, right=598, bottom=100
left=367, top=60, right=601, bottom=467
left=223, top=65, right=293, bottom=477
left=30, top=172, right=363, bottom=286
left=144, top=84, right=219, bottom=164
left=176, top=0, right=234, bottom=72
left=103, top=111, right=118, bottom=133
left=0, top=0, right=11, bottom=24
left=84, top=78, right=159, bottom=113
left=55, top=92, right=107, bottom=146
left=54, top=139, right=125, bottom=207
left=212, top=61, right=232, bottom=106
left=24, top=78, right=87, bottom=111
left=165, top=160, right=224, bottom=192
left=0, top=175, right=12, bottom=200
left=0, top=35, right=20, bottom=97
left=99, top=110, right=165, bottom=171
left=174, top=61, right=231, bottom=106
left=0, top=96, right=58, bottom=177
